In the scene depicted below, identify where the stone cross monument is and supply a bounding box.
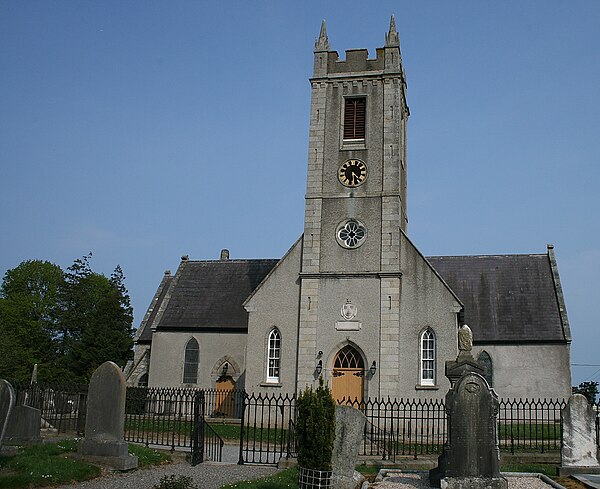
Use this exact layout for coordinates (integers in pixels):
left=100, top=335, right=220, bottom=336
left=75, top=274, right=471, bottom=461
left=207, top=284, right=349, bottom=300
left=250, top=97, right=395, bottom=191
left=431, top=325, right=507, bottom=489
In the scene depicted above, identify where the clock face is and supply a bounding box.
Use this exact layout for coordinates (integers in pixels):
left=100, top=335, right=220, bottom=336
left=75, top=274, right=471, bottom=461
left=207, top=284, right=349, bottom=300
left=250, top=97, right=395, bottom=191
left=338, top=159, right=367, bottom=187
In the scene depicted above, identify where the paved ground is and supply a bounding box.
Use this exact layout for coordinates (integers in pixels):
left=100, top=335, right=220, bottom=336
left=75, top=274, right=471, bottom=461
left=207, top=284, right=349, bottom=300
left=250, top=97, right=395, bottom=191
left=55, top=459, right=278, bottom=489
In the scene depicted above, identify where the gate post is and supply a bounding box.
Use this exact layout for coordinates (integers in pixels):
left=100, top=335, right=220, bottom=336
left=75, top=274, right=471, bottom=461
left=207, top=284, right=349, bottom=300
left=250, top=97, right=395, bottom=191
left=191, top=390, right=205, bottom=466
left=238, top=391, right=248, bottom=465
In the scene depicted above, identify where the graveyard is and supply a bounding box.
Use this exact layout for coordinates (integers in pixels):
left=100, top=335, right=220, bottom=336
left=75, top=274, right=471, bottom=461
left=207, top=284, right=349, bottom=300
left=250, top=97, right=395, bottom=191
left=2, top=328, right=600, bottom=489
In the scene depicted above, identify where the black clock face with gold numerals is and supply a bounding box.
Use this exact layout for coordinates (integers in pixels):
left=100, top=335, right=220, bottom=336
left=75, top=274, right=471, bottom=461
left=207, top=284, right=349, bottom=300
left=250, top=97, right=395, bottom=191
left=338, top=159, right=367, bottom=187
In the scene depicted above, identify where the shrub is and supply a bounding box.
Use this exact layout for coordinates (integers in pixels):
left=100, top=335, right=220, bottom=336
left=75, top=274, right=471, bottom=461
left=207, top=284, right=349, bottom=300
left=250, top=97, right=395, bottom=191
left=295, top=376, right=336, bottom=471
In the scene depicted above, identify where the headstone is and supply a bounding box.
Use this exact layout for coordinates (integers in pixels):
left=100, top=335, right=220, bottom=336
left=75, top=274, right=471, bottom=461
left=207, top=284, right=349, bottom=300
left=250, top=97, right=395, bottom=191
left=558, top=393, right=600, bottom=476
left=78, top=361, right=138, bottom=470
left=438, top=373, right=507, bottom=489
left=3, top=405, right=42, bottom=445
left=0, top=380, right=16, bottom=450
left=332, top=405, right=367, bottom=489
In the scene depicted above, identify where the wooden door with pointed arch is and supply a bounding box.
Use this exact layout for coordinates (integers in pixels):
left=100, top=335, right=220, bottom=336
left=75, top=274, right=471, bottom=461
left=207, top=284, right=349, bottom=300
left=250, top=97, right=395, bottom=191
left=215, top=376, right=236, bottom=417
left=332, top=345, right=364, bottom=405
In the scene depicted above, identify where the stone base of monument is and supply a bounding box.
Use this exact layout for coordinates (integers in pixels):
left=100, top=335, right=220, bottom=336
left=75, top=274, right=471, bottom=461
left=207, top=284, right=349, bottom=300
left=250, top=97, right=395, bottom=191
left=440, top=476, right=508, bottom=489
left=331, top=470, right=365, bottom=489
left=78, top=439, right=138, bottom=470
left=558, top=465, right=600, bottom=476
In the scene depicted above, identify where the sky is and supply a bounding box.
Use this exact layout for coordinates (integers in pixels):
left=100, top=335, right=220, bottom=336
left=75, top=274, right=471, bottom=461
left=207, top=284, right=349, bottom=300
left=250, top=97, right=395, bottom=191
left=1, top=1, right=599, bottom=387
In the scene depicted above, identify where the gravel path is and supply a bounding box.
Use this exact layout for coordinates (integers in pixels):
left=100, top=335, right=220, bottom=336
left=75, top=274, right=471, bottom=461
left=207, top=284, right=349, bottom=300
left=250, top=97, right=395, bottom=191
left=54, top=461, right=278, bottom=489
left=370, top=472, right=558, bottom=489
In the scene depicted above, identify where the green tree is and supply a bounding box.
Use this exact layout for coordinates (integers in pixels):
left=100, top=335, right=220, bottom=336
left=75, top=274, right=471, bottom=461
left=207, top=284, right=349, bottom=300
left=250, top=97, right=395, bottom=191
left=296, top=377, right=336, bottom=472
left=573, top=381, right=599, bottom=404
left=0, top=260, right=63, bottom=381
left=59, top=254, right=134, bottom=382
left=0, top=255, right=134, bottom=383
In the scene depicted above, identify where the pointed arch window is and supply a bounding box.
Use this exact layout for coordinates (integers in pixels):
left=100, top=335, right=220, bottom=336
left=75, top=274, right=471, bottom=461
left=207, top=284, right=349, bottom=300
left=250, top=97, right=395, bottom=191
left=183, top=338, right=199, bottom=384
left=478, top=350, right=493, bottom=387
left=266, top=328, right=281, bottom=383
left=138, top=373, right=148, bottom=387
left=420, top=329, right=436, bottom=386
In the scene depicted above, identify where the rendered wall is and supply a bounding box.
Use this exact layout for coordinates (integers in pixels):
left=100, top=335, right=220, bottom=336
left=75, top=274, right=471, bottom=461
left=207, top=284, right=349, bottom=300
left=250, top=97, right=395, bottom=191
left=245, top=239, right=302, bottom=396
left=472, top=344, right=572, bottom=400
left=397, top=233, right=461, bottom=399
left=148, top=330, right=247, bottom=389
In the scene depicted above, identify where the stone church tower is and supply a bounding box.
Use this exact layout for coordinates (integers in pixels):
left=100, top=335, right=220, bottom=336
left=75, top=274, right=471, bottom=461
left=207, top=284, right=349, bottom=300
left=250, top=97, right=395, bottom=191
left=297, top=18, right=410, bottom=393
left=244, top=18, right=462, bottom=400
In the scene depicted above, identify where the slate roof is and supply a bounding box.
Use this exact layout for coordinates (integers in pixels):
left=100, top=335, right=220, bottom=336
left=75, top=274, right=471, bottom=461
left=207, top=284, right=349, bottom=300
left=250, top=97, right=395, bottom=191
left=137, top=251, right=568, bottom=345
left=427, top=253, right=568, bottom=343
left=155, top=259, right=279, bottom=331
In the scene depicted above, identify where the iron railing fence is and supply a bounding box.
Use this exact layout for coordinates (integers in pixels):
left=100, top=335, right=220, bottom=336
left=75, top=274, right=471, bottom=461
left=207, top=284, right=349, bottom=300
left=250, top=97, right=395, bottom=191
left=7, top=381, right=600, bottom=466
left=10, top=381, right=87, bottom=434
left=341, top=397, right=447, bottom=461
left=498, top=398, right=566, bottom=453
left=238, top=391, right=296, bottom=465
left=124, top=386, right=224, bottom=462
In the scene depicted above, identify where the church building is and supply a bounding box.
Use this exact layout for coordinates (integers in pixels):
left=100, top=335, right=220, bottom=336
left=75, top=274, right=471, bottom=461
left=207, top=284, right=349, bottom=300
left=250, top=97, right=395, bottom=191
left=126, top=19, right=572, bottom=402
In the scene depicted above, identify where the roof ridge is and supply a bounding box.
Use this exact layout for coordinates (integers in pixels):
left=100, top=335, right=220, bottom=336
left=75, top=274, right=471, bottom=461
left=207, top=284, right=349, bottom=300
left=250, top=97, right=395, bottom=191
left=426, top=253, right=547, bottom=259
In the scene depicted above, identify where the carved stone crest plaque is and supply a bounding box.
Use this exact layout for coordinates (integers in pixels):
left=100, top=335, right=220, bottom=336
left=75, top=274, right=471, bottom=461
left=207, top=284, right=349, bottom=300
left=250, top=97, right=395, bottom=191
left=341, top=299, right=357, bottom=320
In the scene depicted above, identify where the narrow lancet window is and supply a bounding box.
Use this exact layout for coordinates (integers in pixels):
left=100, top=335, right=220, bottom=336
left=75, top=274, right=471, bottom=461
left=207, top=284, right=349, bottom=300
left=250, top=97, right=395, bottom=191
left=183, top=338, right=199, bottom=384
left=267, top=328, right=281, bottom=383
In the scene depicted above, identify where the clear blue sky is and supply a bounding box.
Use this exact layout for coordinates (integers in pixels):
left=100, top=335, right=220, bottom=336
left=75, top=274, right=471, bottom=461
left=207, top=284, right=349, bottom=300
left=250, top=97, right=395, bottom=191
left=1, top=1, right=598, bottom=386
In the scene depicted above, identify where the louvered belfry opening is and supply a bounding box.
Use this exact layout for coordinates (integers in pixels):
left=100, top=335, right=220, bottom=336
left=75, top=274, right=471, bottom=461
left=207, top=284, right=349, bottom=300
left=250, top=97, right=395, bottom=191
left=334, top=345, right=364, bottom=369
left=343, top=97, right=366, bottom=140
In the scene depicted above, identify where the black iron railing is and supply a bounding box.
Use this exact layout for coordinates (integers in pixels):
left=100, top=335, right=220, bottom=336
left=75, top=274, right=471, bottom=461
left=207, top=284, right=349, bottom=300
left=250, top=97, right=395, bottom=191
left=11, top=381, right=87, bottom=434
left=8, top=381, right=600, bottom=466
left=498, top=398, right=566, bottom=453
left=238, top=391, right=296, bottom=465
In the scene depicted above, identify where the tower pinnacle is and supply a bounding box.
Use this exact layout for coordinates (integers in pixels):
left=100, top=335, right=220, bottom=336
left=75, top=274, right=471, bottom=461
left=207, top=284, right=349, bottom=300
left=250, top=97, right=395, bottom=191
left=385, top=15, right=399, bottom=47
left=314, top=20, right=330, bottom=52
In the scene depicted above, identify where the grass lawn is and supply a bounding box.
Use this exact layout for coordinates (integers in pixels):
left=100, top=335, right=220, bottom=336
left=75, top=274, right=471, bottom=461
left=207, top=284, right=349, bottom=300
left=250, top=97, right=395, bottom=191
left=0, top=439, right=171, bottom=489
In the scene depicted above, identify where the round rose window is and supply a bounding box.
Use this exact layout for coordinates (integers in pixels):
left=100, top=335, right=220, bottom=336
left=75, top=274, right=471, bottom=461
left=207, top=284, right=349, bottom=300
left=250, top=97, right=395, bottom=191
left=336, top=220, right=367, bottom=249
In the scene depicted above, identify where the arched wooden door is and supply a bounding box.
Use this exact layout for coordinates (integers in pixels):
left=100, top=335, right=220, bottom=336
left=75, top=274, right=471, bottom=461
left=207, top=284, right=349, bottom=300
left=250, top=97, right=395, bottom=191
left=215, top=376, right=236, bottom=417
left=332, top=345, right=364, bottom=405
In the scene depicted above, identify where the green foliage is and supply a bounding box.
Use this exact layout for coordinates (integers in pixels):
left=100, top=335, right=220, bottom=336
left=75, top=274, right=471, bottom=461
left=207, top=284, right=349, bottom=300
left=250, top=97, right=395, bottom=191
left=0, top=260, right=63, bottom=381
left=573, top=381, right=599, bottom=404
left=219, top=467, right=298, bottom=489
left=0, top=254, right=134, bottom=383
left=125, top=386, right=149, bottom=415
left=0, top=439, right=100, bottom=488
left=154, top=474, right=199, bottom=489
left=295, top=377, right=336, bottom=471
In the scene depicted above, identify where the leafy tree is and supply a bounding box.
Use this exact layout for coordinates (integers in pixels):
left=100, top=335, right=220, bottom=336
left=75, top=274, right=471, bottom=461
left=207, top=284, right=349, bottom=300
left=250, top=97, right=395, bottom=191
left=573, top=381, right=599, bottom=404
left=0, top=260, right=63, bottom=381
left=0, top=255, right=134, bottom=383
left=296, top=377, right=336, bottom=473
